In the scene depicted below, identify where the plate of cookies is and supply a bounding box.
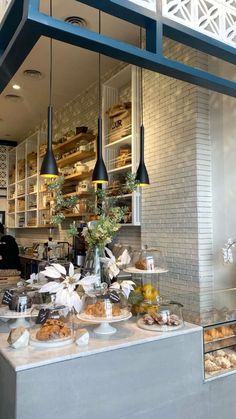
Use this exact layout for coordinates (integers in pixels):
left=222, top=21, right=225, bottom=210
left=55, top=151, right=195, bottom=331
left=30, top=319, right=74, bottom=348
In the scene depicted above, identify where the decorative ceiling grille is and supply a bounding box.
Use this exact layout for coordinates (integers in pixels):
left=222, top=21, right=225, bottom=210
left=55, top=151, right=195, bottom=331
left=162, top=0, right=236, bottom=47
left=127, top=0, right=156, bottom=11
left=0, top=0, right=12, bottom=22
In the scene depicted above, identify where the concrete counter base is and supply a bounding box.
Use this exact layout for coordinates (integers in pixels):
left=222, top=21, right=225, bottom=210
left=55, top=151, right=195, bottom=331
left=0, top=320, right=235, bottom=419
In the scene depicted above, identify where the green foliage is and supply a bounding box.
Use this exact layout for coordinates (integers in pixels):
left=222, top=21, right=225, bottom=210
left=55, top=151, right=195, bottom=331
left=67, top=171, right=138, bottom=242
left=47, top=176, right=78, bottom=226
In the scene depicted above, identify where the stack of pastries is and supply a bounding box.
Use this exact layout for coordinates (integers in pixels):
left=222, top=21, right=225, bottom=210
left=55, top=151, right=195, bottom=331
left=205, top=350, right=236, bottom=375
left=204, top=326, right=235, bottom=342
left=36, top=319, right=71, bottom=341
left=85, top=300, right=121, bottom=317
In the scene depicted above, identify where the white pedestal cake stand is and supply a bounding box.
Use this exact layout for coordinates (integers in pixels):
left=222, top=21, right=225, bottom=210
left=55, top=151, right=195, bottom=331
left=77, top=311, right=132, bottom=335
left=0, top=307, right=38, bottom=329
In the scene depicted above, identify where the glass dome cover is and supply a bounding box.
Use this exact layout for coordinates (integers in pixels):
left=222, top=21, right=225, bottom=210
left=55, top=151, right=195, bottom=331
left=137, top=299, right=184, bottom=332
left=82, top=283, right=129, bottom=320
left=129, top=246, right=167, bottom=272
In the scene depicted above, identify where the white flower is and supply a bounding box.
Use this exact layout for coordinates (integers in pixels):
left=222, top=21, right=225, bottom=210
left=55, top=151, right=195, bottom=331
left=100, top=247, right=120, bottom=280
left=116, top=249, right=131, bottom=268
left=110, top=280, right=135, bottom=299
left=39, top=263, right=82, bottom=313
left=26, top=273, right=39, bottom=284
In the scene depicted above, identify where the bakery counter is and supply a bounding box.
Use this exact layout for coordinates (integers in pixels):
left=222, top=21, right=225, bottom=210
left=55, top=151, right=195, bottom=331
left=1, top=318, right=236, bottom=419
left=0, top=318, right=205, bottom=419
left=0, top=319, right=200, bottom=372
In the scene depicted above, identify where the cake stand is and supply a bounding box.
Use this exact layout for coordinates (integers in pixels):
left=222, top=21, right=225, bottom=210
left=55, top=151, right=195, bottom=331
left=0, top=306, right=38, bottom=329
left=77, top=310, right=132, bottom=335
left=124, top=267, right=168, bottom=274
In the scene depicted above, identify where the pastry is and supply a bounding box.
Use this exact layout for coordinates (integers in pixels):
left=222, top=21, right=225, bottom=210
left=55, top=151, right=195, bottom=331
left=214, top=357, right=231, bottom=369
left=205, top=353, right=214, bottom=361
left=217, top=326, right=233, bottom=337
left=214, top=350, right=226, bottom=357
left=84, top=301, right=121, bottom=317
left=142, top=311, right=182, bottom=327
left=205, top=359, right=221, bottom=373
left=36, top=319, right=71, bottom=341
left=135, top=260, right=147, bottom=270
left=143, top=314, right=155, bottom=325
left=227, top=353, right=236, bottom=366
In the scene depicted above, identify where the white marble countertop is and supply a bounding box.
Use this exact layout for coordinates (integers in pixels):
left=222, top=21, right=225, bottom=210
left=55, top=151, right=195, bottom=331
left=0, top=318, right=202, bottom=372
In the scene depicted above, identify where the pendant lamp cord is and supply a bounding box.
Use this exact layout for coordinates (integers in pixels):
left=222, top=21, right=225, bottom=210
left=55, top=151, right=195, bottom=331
left=49, top=0, right=53, bottom=107
left=98, top=10, right=101, bottom=118
left=140, top=27, right=143, bottom=126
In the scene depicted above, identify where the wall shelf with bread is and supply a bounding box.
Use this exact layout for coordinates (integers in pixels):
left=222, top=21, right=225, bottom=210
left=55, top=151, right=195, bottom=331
left=103, top=65, right=140, bottom=226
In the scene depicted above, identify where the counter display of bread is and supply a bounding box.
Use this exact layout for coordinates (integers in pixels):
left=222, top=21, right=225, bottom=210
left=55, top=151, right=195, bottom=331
left=201, top=288, right=236, bottom=380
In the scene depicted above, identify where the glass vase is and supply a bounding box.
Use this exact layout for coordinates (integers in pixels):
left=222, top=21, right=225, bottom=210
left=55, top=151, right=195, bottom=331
left=83, top=245, right=109, bottom=287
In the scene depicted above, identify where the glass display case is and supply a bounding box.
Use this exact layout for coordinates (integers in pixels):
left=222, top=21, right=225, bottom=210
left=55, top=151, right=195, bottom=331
left=201, top=288, right=236, bottom=380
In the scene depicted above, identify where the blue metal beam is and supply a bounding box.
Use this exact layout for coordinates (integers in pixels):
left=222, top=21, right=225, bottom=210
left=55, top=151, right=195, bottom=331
left=0, top=0, right=235, bottom=99
left=27, top=8, right=236, bottom=98
left=0, top=0, right=24, bottom=52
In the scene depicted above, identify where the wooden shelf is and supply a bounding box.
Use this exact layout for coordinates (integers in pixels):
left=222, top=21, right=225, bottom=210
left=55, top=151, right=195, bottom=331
left=26, top=174, right=37, bottom=179
left=108, top=193, right=132, bottom=199
left=64, top=170, right=93, bottom=183
left=64, top=212, right=92, bottom=218
left=108, top=164, right=132, bottom=174
left=54, top=132, right=95, bottom=153
left=62, top=191, right=91, bottom=198
left=57, top=150, right=95, bottom=168
left=105, top=134, right=132, bottom=149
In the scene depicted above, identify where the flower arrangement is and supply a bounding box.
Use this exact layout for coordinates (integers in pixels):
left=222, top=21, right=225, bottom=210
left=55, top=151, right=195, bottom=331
left=39, top=261, right=135, bottom=313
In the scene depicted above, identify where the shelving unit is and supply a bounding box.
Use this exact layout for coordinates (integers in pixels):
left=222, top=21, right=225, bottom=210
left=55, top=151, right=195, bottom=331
left=103, top=65, right=140, bottom=225
left=7, top=131, right=96, bottom=228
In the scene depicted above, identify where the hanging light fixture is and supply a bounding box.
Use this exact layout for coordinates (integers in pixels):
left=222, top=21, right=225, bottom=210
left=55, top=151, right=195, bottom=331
left=135, top=29, right=150, bottom=187
left=92, top=11, right=108, bottom=184
left=40, top=0, right=58, bottom=178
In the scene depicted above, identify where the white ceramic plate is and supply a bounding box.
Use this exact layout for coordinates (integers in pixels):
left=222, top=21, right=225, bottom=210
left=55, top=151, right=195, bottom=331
left=0, top=306, right=38, bottom=319
left=137, top=318, right=184, bottom=332
left=77, top=309, right=132, bottom=324
left=30, top=331, right=74, bottom=348
left=124, top=267, right=168, bottom=274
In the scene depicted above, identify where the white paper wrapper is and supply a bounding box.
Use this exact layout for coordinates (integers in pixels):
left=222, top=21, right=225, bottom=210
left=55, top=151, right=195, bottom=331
left=9, top=329, right=30, bottom=349
left=75, top=328, right=89, bottom=346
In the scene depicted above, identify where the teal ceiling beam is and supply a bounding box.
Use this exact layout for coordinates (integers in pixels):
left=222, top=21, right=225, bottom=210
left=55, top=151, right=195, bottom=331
left=28, top=4, right=236, bottom=98
left=0, top=0, right=235, bottom=98
left=0, top=0, right=24, bottom=52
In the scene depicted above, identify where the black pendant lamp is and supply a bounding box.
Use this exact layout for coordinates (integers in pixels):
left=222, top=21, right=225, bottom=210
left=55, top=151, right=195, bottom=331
left=40, top=0, right=58, bottom=178
left=92, top=11, right=108, bottom=184
left=135, top=29, right=150, bottom=187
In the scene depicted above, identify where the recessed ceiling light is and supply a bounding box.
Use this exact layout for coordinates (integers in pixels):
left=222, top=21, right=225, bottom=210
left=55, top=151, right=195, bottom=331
left=5, top=94, right=23, bottom=102
left=64, top=16, right=87, bottom=27
left=12, top=84, right=21, bottom=90
left=23, top=69, right=44, bottom=80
